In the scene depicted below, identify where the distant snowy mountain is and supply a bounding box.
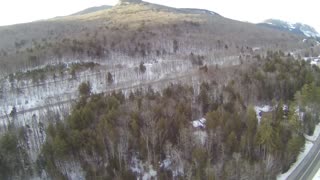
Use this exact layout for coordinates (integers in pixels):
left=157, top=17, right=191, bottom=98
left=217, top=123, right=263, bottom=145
left=258, top=19, right=320, bottom=39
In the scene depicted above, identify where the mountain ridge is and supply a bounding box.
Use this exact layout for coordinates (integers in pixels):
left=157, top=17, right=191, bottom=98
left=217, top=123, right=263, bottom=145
left=69, top=5, right=113, bottom=16
left=0, top=1, right=312, bottom=75
left=258, top=19, right=320, bottom=39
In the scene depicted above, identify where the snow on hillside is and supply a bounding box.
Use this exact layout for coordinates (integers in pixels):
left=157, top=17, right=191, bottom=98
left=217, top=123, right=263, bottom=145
left=0, top=53, right=242, bottom=178
left=191, top=118, right=208, bottom=146
left=262, top=19, right=320, bottom=38
left=130, top=156, right=157, bottom=180
left=313, top=167, right=320, bottom=180
left=304, top=57, right=320, bottom=66
left=298, top=23, right=320, bottom=37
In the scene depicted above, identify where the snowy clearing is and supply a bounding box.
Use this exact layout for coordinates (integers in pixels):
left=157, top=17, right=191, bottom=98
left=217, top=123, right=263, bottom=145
left=254, top=105, right=272, bottom=123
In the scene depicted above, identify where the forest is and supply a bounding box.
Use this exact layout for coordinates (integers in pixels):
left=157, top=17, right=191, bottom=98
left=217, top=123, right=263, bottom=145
left=1, top=51, right=320, bottom=179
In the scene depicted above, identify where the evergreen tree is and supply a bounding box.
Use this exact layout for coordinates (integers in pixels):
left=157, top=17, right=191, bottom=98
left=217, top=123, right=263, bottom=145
left=139, top=62, right=146, bottom=74
left=78, top=81, right=91, bottom=97
left=107, top=72, right=114, bottom=84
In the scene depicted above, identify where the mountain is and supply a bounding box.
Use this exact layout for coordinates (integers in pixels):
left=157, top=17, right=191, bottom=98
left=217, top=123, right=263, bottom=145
left=258, top=19, right=320, bottom=38
left=1, top=1, right=320, bottom=180
left=0, top=1, right=310, bottom=75
left=69, top=5, right=112, bottom=16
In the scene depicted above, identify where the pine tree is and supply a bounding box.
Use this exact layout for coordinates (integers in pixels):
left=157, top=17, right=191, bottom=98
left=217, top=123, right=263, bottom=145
left=139, top=62, right=146, bottom=74
left=227, top=131, right=237, bottom=153
left=288, top=102, right=303, bottom=135
left=257, top=117, right=280, bottom=158
left=286, top=135, right=304, bottom=163
left=244, top=106, right=258, bottom=156
left=107, top=72, right=114, bottom=84
left=78, top=81, right=91, bottom=97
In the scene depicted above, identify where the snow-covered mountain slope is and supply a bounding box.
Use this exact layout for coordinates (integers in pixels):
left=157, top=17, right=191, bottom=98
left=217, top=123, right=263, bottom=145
left=258, top=19, right=320, bottom=38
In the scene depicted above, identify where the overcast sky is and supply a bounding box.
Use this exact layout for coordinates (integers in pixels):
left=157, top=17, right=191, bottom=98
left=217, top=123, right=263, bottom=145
left=0, top=0, right=319, bottom=32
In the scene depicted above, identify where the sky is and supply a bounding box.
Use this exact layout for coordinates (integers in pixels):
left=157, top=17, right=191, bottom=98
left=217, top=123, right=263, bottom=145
left=0, top=0, right=319, bottom=32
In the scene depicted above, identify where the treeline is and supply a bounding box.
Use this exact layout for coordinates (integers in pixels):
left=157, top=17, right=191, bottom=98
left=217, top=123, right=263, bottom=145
left=7, top=62, right=99, bottom=84
left=234, top=51, right=320, bottom=103
left=0, top=125, right=32, bottom=179
left=36, top=52, right=320, bottom=179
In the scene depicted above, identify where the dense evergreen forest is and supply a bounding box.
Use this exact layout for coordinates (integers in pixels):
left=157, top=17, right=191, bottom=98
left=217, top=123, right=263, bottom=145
left=1, top=51, right=320, bottom=179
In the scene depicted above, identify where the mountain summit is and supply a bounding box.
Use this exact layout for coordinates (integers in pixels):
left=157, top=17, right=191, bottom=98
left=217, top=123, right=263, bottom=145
left=119, top=0, right=142, bottom=5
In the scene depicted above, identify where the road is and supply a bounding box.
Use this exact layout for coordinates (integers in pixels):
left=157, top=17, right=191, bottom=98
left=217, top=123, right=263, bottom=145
left=0, top=70, right=199, bottom=120
left=287, top=132, right=320, bottom=180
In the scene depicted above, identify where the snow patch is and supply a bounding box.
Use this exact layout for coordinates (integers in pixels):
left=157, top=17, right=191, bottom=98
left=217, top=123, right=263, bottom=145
left=130, top=156, right=143, bottom=174
left=288, top=22, right=295, bottom=30
left=130, top=156, right=157, bottom=180
left=160, top=156, right=184, bottom=177
left=193, top=130, right=208, bottom=145
left=142, top=165, right=157, bottom=180
left=252, top=47, right=261, bottom=51
left=160, top=158, right=171, bottom=169
left=192, top=118, right=206, bottom=128
left=303, top=57, right=320, bottom=66
left=254, top=105, right=272, bottom=123
left=305, top=123, right=320, bottom=142
left=313, top=167, right=320, bottom=180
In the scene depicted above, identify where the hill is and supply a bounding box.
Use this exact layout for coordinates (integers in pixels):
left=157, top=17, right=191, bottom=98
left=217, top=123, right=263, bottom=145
left=69, top=5, right=113, bottom=16
left=0, top=1, right=312, bottom=75
left=258, top=19, right=320, bottom=38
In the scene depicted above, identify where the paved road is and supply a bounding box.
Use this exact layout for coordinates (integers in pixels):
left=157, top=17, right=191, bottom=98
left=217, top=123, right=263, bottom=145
left=287, top=133, right=320, bottom=180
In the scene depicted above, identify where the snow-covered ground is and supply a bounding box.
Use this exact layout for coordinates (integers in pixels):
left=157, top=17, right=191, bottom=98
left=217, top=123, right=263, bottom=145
left=192, top=118, right=208, bottom=145
left=192, top=118, right=206, bottom=128
left=304, top=57, right=320, bottom=66
left=254, top=105, right=272, bottom=123
left=193, top=131, right=208, bottom=145
left=313, top=168, right=320, bottom=180
left=130, top=156, right=157, bottom=180
left=306, top=124, right=320, bottom=142
left=277, top=123, right=320, bottom=180
left=0, top=54, right=245, bottom=179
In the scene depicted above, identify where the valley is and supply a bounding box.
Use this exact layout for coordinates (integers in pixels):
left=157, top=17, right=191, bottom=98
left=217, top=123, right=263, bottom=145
left=0, top=0, right=320, bottom=179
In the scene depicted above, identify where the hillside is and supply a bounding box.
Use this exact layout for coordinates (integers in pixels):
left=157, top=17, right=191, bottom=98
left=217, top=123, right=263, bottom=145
left=0, top=1, right=311, bottom=75
left=69, top=5, right=113, bottom=16
left=1, top=1, right=320, bottom=179
left=258, top=19, right=320, bottom=38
